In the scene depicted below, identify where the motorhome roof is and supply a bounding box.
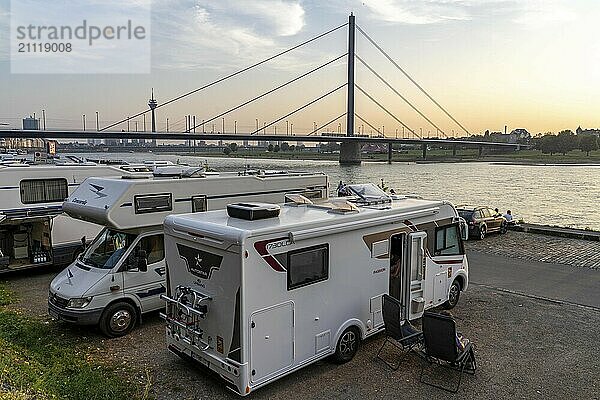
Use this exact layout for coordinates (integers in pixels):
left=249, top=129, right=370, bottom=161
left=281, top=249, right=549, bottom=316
left=165, top=197, right=455, bottom=242
left=98, top=170, right=326, bottom=182
left=64, top=171, right=329, bottom=231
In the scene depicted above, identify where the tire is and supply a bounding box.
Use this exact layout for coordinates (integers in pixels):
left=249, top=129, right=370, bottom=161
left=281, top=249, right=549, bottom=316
left=500, top=222, right=508, bottom=234
left=443, top=280, right=461, bottom=309
left=478, top=225, right=487, bottom=240
left=99, top=302, right=137, bottom=338
left=332, top=327, right=360, bottom=364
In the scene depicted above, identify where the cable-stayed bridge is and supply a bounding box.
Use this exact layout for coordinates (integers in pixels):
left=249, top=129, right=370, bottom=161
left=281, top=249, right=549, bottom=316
left=1, top=14, right=525, bottom=164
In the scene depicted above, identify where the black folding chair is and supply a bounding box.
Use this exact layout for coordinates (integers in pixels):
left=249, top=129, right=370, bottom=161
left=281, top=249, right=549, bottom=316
left=419, top=311, right=477, bottom=393
left=376, top=294, right=424, bottom=370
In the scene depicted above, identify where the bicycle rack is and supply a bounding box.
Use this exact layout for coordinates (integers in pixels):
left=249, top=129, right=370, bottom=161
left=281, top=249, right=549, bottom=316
left=161, top=286, right=213, bottom=351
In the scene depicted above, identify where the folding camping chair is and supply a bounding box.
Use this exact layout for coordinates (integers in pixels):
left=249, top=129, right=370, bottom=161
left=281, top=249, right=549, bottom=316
left=419, top=311, right=477, bottom=393
left=376, top=294, right=424, bottom=370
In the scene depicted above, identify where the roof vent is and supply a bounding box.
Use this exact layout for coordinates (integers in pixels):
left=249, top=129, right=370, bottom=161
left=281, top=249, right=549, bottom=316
left=181, top=167, right=206, bottom=178
left=227, top=202, right=280, bottom=220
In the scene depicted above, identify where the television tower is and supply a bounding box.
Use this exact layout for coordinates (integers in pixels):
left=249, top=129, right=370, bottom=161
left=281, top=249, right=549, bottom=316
left=148, top=88, right=157, bottom=132
left=148, top=88, right=158, bottom=146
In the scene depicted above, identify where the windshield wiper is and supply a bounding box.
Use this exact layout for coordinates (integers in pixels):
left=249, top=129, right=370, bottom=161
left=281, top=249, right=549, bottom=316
left=79, top=256, right=99, bottom=269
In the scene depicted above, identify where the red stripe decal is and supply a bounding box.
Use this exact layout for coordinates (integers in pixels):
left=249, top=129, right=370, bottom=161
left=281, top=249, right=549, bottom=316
left=254, top=239, right=286, bottom=272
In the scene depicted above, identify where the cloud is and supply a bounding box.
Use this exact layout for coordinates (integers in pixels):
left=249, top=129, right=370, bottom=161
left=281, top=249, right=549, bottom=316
left=152, top=0, right=306, bottom=70
left=360, top=0, right=476, bottom=24
left=359, top=0, right=576, bottom=26
left=512, top=0, right=576, bottom=28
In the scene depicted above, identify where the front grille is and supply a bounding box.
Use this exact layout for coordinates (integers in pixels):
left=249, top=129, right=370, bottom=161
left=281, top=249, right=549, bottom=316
left=49, top=292, right=68, bottom=308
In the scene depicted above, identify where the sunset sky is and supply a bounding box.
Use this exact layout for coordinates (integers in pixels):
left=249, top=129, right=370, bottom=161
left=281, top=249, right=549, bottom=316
left=1, top=0, right=600, bottom=137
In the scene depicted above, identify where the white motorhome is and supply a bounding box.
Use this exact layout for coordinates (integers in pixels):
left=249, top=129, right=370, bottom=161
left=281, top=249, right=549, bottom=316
left=161, top=184, right=469, bottom=396
left=49, top=169, right=329, bottom=337
left=0, top=164, right=149, bottom=273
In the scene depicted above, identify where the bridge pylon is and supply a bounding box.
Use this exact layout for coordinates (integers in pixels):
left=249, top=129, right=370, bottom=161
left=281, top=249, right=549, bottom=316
left=339, top=13, right=361, bottom=165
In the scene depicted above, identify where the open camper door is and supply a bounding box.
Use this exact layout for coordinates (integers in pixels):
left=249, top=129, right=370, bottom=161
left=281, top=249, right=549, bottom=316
left=389, top=231, right=427, bottom=321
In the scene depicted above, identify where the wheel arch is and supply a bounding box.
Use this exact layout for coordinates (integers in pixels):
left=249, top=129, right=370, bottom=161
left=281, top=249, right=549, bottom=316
left=334, top=318, right=366, bottom=346
left=451, top=272, right=469, bottom=292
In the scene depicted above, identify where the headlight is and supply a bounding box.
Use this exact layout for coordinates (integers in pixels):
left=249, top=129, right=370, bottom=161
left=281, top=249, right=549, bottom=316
left=66, top=297, right=93, bottom=309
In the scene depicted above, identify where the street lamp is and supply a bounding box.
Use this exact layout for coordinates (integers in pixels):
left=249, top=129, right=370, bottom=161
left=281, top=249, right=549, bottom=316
left=286, top=120, right=289, bottom=135
left=290, top=123, right=293, bottom=135
left=234, top=120, right=237, bottom=134
left=256, top=118, right=259, bottom=134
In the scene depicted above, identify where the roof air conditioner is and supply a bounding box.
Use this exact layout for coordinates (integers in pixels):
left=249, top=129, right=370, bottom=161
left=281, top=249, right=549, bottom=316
left=226, top=203, right=280, bottom=221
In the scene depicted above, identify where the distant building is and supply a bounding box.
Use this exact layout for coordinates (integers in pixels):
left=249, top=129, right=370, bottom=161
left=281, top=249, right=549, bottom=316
left=105, top=139, right=120, bottom=146
left=576, top=126, right=600, bottom=137
left=22, top=116, right=40, bottom=130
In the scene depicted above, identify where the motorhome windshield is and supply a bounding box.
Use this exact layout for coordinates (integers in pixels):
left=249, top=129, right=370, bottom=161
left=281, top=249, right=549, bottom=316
left=346, top=183, right=391, bottom=203
left=80, top=229, right=137, bottom=269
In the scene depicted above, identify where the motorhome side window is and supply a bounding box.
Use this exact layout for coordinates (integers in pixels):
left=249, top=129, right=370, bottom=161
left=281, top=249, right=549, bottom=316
left=20, top=178, right=68, bottom=204
left=126, top=234, right=165, bottom=267
left=434, top=224, right=464, bottom=256
left=287, top=244, right=329, bottom=290
left=192, top=196, right=207, bottom=213
left=134, top=193, right=172, bottom=214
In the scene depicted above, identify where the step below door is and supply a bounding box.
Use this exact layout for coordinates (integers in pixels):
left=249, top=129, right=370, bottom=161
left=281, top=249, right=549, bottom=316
left=250, top=301, right=294, bottom=384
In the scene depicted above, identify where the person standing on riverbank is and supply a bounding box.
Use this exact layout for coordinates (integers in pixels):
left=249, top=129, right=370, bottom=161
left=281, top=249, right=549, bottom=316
left=504, top=210, right=513, bottom=222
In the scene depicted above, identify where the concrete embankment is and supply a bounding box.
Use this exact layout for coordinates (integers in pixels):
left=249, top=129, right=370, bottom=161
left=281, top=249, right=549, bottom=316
left=465, top=230, right=600, bottom=270
left=510, top=223, right=600, bottom=241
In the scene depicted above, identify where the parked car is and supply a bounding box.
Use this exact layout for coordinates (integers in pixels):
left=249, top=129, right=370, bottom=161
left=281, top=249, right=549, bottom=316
left=456, top=206, right=507, bottom=240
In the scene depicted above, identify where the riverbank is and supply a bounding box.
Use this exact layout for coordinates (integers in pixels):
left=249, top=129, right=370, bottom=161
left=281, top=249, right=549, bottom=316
left=162, top=149, right=600, bottom=164
left=68, top=147, right=600, bottom=164
left=510, top=223, right=600, bottom=241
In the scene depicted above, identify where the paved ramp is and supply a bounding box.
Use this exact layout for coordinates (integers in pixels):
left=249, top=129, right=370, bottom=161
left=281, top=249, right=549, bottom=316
left=467, top=251, right=600, bottom=309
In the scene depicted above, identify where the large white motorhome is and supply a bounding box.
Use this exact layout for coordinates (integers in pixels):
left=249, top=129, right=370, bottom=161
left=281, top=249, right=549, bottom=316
left=162, top=184, right=469, bottom=396
left=0, top=164, right=149, bottom=273
left=49, top=169, right=329, bottom=337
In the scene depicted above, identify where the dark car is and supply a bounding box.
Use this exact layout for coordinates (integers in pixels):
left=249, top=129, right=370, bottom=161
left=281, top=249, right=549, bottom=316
left=457, top=206, right=507, bottom=240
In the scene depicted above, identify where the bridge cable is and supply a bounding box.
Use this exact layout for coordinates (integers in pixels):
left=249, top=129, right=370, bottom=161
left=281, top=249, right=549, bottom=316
left=355, top=113, right=381, bottom=136
left=307, top=112, right=347, bottom=136
left=356, top=25, right=470, bottom=136
left=355, top=54, right=447, bottom=138
left=186, top=53, right=347, bottom=132
left=355, top=84, right=419, bottom=139
left=100, top=22, right=349, bottom=132
left=250, top=84, right=347, bottom=135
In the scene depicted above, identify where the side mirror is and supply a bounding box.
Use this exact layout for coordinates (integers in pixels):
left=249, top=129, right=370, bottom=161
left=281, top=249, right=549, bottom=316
left=458, top=218, right=469, bottom=241
left=137, top=250, right=148, bottom=272
left=81, top=236, right=87, bottom=250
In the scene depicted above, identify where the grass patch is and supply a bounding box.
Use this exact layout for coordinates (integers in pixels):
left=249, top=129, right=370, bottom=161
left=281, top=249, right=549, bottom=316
left=0, top=284, right=142, bottom=400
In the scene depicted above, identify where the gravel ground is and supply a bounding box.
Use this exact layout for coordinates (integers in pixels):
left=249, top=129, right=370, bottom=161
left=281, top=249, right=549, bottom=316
left=464, top=231, right=600, bottom=270
left=2, top=264, right=599, bottom=400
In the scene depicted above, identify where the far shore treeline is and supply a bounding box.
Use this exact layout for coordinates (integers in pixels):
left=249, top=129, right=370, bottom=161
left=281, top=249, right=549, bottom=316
left=532, top=131, right=599, bottom=156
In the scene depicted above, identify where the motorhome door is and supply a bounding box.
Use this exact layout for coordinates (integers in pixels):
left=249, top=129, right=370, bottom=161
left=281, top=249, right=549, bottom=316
left=250, top=301, right=294, bottom=384
left=389, top=232, right=427, bottom=320
left=121, top=233, right=166, bottom=312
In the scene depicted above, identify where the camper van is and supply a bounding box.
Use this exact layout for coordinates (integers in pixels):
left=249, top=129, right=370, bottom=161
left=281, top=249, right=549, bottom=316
left=48, top=169, right=328, bottom=337
left=0, top=164, right=150, bottom=273
left=161, top=184, right=469, bottom=396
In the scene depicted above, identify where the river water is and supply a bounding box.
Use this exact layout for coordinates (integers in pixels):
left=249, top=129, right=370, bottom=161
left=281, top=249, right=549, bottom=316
left=77, top=153, right=600, bottom=231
